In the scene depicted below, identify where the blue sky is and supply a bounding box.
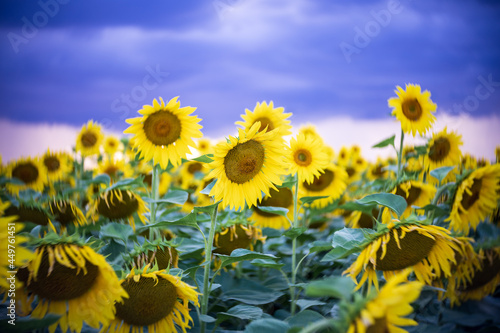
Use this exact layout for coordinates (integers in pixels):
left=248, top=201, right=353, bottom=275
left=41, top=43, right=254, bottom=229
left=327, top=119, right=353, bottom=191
left=1, top=0, right=499, bottom=139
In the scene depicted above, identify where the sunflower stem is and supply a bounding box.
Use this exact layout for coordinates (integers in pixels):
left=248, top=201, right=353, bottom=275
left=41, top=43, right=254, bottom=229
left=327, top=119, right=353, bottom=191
left=149, top=162, right=160, bottom=241
left=397, top=129, right=405, bottom=181
left=200, top=201, right=219, bottom=333
left=291, top=173, right=300, bottom=315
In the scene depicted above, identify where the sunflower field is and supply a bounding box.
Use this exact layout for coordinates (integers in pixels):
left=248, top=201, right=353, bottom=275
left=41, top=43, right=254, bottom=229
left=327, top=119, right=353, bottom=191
left=1, top=85, right=500, bottom=333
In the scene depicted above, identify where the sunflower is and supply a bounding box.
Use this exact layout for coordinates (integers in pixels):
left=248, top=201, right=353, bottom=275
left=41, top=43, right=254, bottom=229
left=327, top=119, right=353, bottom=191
left=103, top=135, right=122, bottom=156
left=101, top=266, right=200, bottom=333
left=5, top=156, right=47, bottom=194
left=16, top=241, right=128, bottom=332
left=213, top=223, right=266, bottom=256
left=336, top=146, right=351, bottom=167
left=249, top=187, right=294, bottom=229
left=4, top=202, right=51, bottom=226
left=42, top=149, right=71, bottom=181
left=496, top=145, right=500, bottom=162
left=235, top=101, right=292, bottom=136
left=347, top=269, right=423, bottom=333
left=343, top=221, right=462, bottom=292
left=425, top=127, right=463, bottom=172
left=298, top=124, right=323, bottom=143
left=195, top=138, right=213, bottom=156
left=96, top=157, right=133, bottom=182
left=180, top=160, right=208, bottom=188
left=286, top=132, right=329, bottom=184
left=390, top=180, right=437, bottom=218
left=447, top=164, right=500, bottom=234
left=346, top=208, right=381, bottom=229
left=87, top=188, right=149, bottom=230
left=134, top=161, right=172, bottom=197
left=207, top=122, right=286, bottom=210
left=49, top=199, right=88, bottom=228
left=124, top=97, right=203, bottom=170
left=0, top=200, right=33, bottom=290
left=129, top=241, right=179, bottom=270
left=299, top=163, right=348, bottom=209
left=388, top=83, right=437, bottom=137
left=76, top=120, right=104, bottom=157
left=366, top=158, right=389, bottom=181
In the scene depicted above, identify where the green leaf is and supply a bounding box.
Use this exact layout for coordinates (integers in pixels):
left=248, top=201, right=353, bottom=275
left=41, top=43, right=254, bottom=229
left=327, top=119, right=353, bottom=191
left=284, top=227, right=307, bottom=239
left=0, top=175, right=25, bottom=186
left=287, top=310, right=325, bottom=328
left=278, top=180, right=297, bottom=189
left=0, top=314, right=61, bottom=333
left=223, top=279, right=284, bottom=305
left=217, top=249, right=278, bottom=268
left=191, top=154, right=214, bottom=163
left=217, top=305, right=263, bottom=323
left=322, top=228, right=376, bottom=261
left=372, top=134, right=395, bottom=148
left=305, top=276, right=355, bottom=300
left=308, top=241, right=333, bottom=254
left=144, top=190, right=188, bottom=206
left=338, top=201, right=376, bottom=216
left=296, top=299, right=326, bottom=311
left=151, top=212, right=199, bottom=228
left=300, top=196, right=329, bottom=205
left=194, top=201, right=221, bottom=215
left=429, top=166, right=455, bottom=183
left=87, top=173, right=111, bottom=187
left=99, top=223, right=134, bottom=245
left=200, top=179, right=216, bottom=195
left=250, top=258, right=284, bottom=269
left=199, top=314, right=216, bottom=323
left=107, top=176, right=145, bottom=191
left=245, top=318, right=290, bottom=333
left=356, top=193, right=407, bottom=218
left=255, top=206, right=289, bottom=217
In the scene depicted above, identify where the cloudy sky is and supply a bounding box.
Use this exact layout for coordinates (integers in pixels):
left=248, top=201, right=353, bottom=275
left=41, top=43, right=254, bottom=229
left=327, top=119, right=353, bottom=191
left=0, top=0, right=499, bottom=161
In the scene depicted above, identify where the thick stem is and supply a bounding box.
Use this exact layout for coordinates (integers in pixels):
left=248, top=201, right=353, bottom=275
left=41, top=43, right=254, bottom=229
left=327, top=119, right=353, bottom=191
left=290, top=173, right=300, bottom=315
left=149, top=162, right=160, bottom=240
left=200, top=202, right=219, bottom=333
left=396, top=129, right=405, bottom=181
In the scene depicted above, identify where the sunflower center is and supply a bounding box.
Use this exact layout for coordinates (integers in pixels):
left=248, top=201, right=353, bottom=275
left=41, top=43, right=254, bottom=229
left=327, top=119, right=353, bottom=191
left=43, top=156, right=60, bottom=172
left=255, top=187, right=293, bottom=217
left=371, top=165, right=385, bottom=178
left=12, top=162, right=39, bottom=184
left=294, top=149, right=312, bottom=167
left=213, top=225, right=253, bottom=255
left=104, top=166, right=119, bottom=178
left=116, top=276, right=177, bottom=326
left=224, top=140, right=265, bottom=184
left=376, top=229, right=436, bottom=271
left=143, top=110, right=182, bottom=146
left=345, top=167, right=356, bottom=178
left=50, top=201, right=78, bottom=226
left=460, top=178, right=482, bottom=210
left=365, top=315, right=388, bottom=333
left=459, top=250, right=500, bottom=292
left=303, top=169, right=334, bottom=192
left=254, top=117, right=274, bottom=132
left=402, top=98, right=422, bottom=121
left=428, top=138, right=451, bottom=162
left=22, top=246, right=99, bottom=300
left=81, top=131, right=98, bottom=147
left=97, top=190, right=139, bottom=220
left=187, top=162, right=203, bottom=174
left=395, top=185, right=422, bottom=207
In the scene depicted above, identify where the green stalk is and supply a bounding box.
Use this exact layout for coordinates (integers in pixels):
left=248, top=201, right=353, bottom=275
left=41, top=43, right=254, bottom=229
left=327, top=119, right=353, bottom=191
left=290, top=173, right=299, bottom=315
left=396, top=129, right=405, bottom=181
left=149, top=162, right=160, bottom=240
left=200, top=202, right=219, bottom=333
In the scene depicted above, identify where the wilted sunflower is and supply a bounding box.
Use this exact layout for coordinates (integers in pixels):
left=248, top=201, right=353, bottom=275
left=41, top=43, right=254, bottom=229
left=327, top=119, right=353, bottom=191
left=103, top=135, right=122, bottom=156
left=42, top=149, right=71, bottom=181
left=249, top=187, right=294, bottom=229
left=76, top=120, right=104, bottom=157
left=235, top=101, right=292, bottom=136
left=286, top=132, right=329, bottom=184
left=16, top=241, right=128, bottom=332
left=101, top=266, right=199, bottom=333
left=388, top=83, right=437, bottom=137
left=447, top=164, right=500, bottom=234
left=88, top=188, right=148, bottom=230
left=124, top=97, right=203, bottom=170
left=5, top=156, right=47, bottom=194
left=0, top=200, right=33, bottom=290
left=425, top=127, right=463, bottom=172
left=207, top=122, right=286, bottom=210
left=299, top=164, right=348, bottom=209
left=49, top=199, right=88, bottom=228
left=390, top=180, right=437, bottom=218
left=343, top=221, right=462, bottom=292
left=130, top=240, right=179, bottom=270
left=213, top=223, right=266, bottom=256
left=347, top=269, right=423, bottom=333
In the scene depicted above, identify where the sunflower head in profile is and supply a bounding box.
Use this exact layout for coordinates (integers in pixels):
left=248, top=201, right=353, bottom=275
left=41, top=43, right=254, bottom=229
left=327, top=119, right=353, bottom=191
left=235, top=101, right=292, bottom=136
left=207, top=122, right=286, bottom=211
left=87, top=188, right=148, bottom=230
left=346, top=269, right=423, bottom=333
left=213, top=223, right=266, bottom=256
left=124, top=96, right=203, bottom=170
left=103, top=135, right=122, bottom=156
left=16, top=236, right=128, bottom=332
left=343, top=220, right=462, bottom=293
left=425, top=127, right=463, bottom=172
left=286, top=132, right=329, bottom=184
left=388, top=83, right=437, bottom=137
left=76, top=120, right=104, bottom=157
left=128, top=240, right=179, bottom=271
left=447, top=164, right=500, bottom=234
left=5, top=156, right=47, bottom=194
left=299, top=163, right=348, bottom=209
left=249, top=186, right=294, bottom=229
left=42, top=149, right=71, bottom=181
left=389, top=180, right=437, bottom=218
left=49, top=199, right=88, bottom=229
left=4, top=201, right=51, bottom=226
left=101, top=266, right=200, bottom=333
